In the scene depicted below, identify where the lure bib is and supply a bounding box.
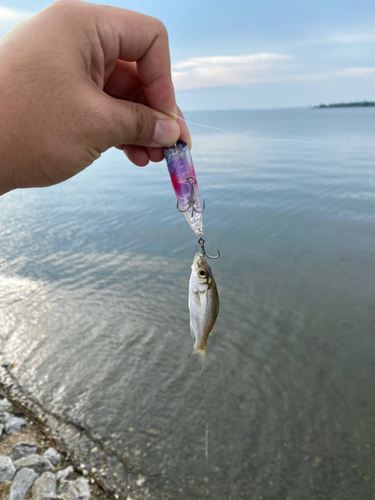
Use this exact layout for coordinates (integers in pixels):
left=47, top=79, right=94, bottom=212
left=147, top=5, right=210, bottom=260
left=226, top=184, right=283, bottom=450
left=163, top=141, right=204, bottom=238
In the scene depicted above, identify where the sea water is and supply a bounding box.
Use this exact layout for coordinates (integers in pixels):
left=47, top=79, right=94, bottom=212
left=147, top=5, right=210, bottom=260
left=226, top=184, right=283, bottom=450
left=1, top=108, right=375, bottom=499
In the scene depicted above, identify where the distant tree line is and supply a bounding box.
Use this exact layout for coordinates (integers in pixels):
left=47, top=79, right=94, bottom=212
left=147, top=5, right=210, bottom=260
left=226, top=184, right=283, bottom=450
left=313, top=101, right=375, bottom=108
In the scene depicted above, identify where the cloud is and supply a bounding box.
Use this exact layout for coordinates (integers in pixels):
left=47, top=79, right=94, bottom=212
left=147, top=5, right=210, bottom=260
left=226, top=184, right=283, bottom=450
left=172, top=52, right=375, bottom=90
left=292, top=30, right=375, bottom=50
left=0, top=6, right=33, bottom=35
left=289, top=67, right=375, bottom=83
left=329, top=33, right=375, bottom=45
left=334, top=67, right=375, bottom=77
left=172, top=53, right=293, bottom=90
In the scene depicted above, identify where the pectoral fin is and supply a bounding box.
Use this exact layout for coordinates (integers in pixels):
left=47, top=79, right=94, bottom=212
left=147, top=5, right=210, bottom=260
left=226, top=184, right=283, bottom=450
left=193, top=291, right=201, bottom=307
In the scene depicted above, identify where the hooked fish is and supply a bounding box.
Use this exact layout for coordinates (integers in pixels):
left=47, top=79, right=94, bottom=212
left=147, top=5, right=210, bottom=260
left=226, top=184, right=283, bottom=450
left=189, top=252, right=219, bottom=371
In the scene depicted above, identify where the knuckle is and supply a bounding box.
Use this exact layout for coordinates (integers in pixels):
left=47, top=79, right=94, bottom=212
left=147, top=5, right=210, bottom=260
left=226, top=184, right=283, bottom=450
left=49, top=0, right=79, bottom=13
left=46, top=0, right=84, bottom=29
left=152, top=18, right=169, bottom=39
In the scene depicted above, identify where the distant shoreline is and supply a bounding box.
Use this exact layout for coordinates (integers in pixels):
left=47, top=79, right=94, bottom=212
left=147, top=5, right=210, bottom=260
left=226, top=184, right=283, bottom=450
left=313, top=101, right=375, bottom=109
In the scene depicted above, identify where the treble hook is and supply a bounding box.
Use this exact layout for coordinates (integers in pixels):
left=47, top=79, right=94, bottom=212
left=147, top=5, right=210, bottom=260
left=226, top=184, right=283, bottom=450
left=176, top=177, right=205, bottom=217
left=197, top=237, right=220, bottom=260
left=176, top=198, right=206, bottom=216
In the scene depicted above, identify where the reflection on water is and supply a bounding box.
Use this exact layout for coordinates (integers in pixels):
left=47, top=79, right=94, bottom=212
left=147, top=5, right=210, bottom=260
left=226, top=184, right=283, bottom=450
left=2, top=109, right=375, bottom=499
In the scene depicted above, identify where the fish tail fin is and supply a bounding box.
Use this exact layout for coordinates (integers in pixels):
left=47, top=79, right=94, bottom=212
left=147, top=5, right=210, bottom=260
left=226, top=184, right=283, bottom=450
left=189, top=345, right=206, bottom=373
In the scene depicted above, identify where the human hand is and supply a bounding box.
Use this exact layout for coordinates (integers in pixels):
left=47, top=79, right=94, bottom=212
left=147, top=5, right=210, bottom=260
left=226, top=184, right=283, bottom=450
left=0, top=0, right=191, bottom=195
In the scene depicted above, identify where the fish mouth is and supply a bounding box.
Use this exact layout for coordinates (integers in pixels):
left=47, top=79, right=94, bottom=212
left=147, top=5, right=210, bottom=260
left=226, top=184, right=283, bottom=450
left=192, top=252, right=200, bottom=270
left=192, top=252, right=206, bottom=270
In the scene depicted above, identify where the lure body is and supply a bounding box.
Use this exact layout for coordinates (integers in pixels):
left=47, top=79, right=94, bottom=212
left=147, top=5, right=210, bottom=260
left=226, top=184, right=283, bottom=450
left=163, top=140, right=203, bottom=237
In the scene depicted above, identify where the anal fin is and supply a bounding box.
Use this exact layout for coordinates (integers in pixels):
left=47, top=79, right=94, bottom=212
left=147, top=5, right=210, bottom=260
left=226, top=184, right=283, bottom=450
left=209, top=323, right=217, bottom=338
left=190, top=322, right=196, bottom=339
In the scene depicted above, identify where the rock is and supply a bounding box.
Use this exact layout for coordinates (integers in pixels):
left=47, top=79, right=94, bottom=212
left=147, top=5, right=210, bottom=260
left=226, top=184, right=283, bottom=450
left=9, top=468, right=38, bottom=500
left=57, top=481, right=73, bottom=496
left=0, top=398, right=12, bottom=411
left=66, top=478, right=90, bottom=500
left=32, top=472, right=56, bottom=500
left=136, top=476, right=145, bottom=486
left=0, top=456, right=16, bottom=482
left=43, top=448, right=61, bottom=466
left=14, top=455, right=54, bottom=474
left=0, top=411, right=10, bottom=423
left=56, top=466, right=74, bottom=482
left=5, top=416, right=27, bottom=435
left=0, top=410, right=27, bottom=434
left=8, top=442, right=38, bottom=460
left=0, top=424, right=4, bottom=436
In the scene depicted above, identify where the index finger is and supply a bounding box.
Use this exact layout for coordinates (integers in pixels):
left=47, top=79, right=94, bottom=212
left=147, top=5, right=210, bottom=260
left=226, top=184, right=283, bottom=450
left=93, top=5, right=177, bottom=116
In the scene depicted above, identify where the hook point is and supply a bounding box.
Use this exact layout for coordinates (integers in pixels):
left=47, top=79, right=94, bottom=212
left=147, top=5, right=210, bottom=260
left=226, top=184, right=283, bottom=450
left=197, top=237, right=220, bottom=259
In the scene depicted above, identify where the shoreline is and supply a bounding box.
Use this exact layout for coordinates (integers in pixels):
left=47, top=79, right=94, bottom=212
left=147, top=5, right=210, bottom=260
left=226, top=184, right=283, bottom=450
left=0, top=402, right=104, bottom=500
left=0, top=366, right=164, bottom=500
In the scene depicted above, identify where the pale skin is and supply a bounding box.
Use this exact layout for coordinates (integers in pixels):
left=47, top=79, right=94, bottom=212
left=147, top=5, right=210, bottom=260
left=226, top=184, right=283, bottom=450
left=0, top=0, right=191, bottom=196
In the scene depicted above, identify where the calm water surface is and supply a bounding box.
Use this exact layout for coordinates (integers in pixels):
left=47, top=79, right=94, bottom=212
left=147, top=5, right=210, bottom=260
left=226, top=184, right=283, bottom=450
left=2, top=109, right=375, bottom=499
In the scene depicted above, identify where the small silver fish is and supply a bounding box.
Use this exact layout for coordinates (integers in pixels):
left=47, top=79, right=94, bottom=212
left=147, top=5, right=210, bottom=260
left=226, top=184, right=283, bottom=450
left=188, top=252, right=219, bottom=371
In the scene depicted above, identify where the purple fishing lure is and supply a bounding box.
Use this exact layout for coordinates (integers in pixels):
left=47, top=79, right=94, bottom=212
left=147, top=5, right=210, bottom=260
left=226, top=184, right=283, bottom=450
left=163, top=140, right=204, bottom=237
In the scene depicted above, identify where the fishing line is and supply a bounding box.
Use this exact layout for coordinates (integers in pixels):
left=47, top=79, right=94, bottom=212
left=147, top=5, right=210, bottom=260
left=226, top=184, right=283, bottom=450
left=169, top=112, right=374, bottom=145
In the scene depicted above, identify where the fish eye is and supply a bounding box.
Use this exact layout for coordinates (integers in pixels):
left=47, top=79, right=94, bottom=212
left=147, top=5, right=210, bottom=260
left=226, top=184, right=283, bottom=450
left=198, top=268, right=207, bottom=278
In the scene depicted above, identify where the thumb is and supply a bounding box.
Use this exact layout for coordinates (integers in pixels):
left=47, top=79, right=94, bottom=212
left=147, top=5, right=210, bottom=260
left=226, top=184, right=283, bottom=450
left=90, top=95, right=180, bottom=153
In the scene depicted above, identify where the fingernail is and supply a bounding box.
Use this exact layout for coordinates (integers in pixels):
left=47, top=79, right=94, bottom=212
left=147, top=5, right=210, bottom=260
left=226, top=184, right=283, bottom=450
left=153, top=119, right=179, bottom=146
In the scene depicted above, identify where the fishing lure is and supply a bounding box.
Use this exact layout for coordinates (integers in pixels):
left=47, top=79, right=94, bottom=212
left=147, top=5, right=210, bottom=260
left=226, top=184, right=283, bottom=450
left=163, top=140, right=204, bottom=238
left=163, top=140, right=220, bottom=259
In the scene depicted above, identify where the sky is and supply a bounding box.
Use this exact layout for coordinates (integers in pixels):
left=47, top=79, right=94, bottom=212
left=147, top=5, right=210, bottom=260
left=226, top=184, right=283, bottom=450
left=1, top=0, right=375, bottom=110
